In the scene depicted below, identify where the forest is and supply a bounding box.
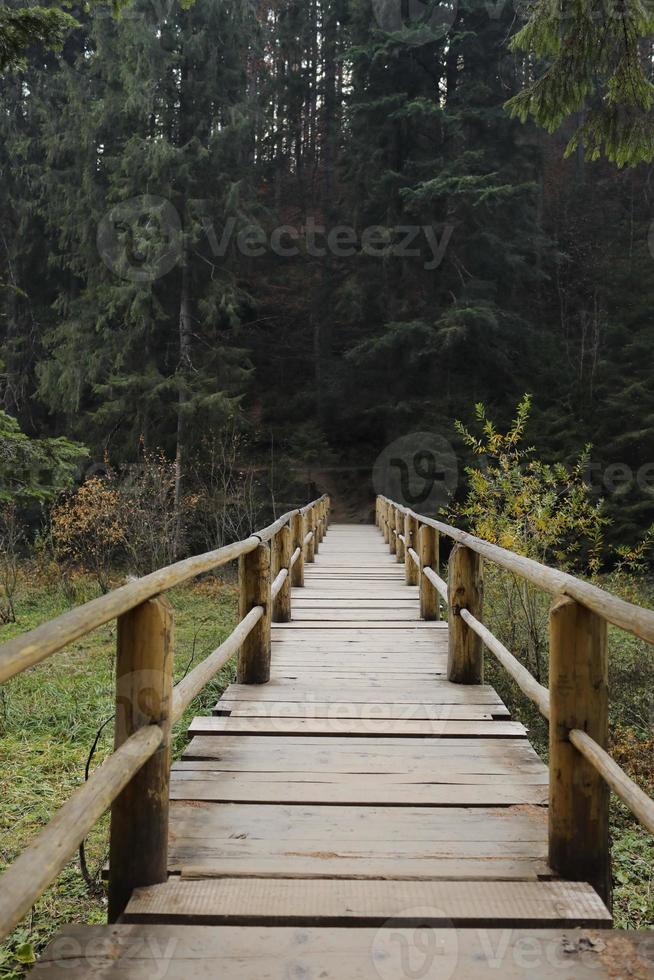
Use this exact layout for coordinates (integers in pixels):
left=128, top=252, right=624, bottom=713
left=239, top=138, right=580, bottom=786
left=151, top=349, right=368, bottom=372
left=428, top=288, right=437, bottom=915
left=2, top=0, right=654, bottom=542
left=1, top=0, right=654, bottom=974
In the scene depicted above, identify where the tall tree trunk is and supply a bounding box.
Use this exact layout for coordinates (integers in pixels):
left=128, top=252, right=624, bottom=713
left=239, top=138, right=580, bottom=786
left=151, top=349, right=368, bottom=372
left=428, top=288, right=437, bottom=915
left=174, top=255, right=192, bottom=558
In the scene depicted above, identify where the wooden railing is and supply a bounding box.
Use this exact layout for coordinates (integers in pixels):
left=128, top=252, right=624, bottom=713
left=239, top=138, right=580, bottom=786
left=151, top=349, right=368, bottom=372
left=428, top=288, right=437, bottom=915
left=0, top=494, right=330, bottom=939
left=376, top=494, right=654, bottom=908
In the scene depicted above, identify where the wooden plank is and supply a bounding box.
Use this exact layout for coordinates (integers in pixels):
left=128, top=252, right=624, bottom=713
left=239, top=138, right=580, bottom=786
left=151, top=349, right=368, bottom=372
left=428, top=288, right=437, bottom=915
left=214, top=700, right=509, bottom=720
left=33, top=926, right=650, bottom=978
left=292, top=609, right=421, bottom=621
left=219, top=683, right=506, bottom=703
left=174, top=760, right=547, bottom=782
left=271, top=621, right=445, bottom=629
left=169, top=801, right=549, bottom=844
left=168, top=772, right=548, bottom=806
left=181, top=734, right=545, bottom=765
left=123, top=879, right=610, bottom=927
left=188, top=716, right=527, bottom=738
left=178, top=855, right=552, bottom=880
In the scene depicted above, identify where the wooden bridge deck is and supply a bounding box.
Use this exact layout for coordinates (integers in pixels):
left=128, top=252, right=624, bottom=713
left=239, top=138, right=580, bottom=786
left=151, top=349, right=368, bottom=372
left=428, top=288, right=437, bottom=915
left=32, top=523, right=654, bottom=978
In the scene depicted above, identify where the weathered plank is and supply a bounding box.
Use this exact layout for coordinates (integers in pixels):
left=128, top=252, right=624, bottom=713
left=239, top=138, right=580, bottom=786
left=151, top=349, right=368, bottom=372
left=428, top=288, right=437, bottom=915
left=124, top=879, right=610, bottom=927
left=219, top=682, right=508, bottom=703
left=169, top=771, right=548, bottom=806
left=188, top=716, right=527, bottom=738
left=32, top=926, right=653, bottom=978
left=214, top=700, right=509, bottom=720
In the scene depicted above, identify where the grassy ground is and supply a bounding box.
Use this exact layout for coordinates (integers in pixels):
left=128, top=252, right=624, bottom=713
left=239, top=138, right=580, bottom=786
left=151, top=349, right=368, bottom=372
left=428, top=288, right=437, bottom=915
left=0, top=571, right=238, bottom=978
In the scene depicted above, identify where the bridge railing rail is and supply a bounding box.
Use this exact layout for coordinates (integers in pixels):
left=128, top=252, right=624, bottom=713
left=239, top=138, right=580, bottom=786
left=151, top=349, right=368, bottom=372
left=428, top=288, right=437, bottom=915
left=377, top=494, right=654, bottom=907
left=0, top=494, right=330, bottom=940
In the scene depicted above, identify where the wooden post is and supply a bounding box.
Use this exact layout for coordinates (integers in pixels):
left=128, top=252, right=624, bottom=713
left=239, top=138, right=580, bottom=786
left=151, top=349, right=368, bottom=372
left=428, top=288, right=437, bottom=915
left=404, top=513, right=419, bottom=586
left=108, top=596, right=173, bottom=922
left=237, top=541, right=271, bottom=684
left=291, top=511, right=305, bottom=587
left=272, top=524, right=292, bottom=622
left=388, top=506, right=397, bottom=555
left=395, top=507, right=405, bottom=563
left=313, top=505, right=321, bottom=555
left=447, top=544, right=483, bottom=683
left=549, top=596, right=611, bottom=906
left=418, top=524, right=440, bottom=621
left=382, top=502, right=389, bottom=543
left=306, top=507, right=316, bottom=563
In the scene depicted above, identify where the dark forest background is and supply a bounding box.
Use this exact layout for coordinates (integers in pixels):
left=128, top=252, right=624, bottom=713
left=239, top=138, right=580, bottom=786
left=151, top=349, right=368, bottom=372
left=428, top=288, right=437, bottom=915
left=2, top=0, right=654, bottom=542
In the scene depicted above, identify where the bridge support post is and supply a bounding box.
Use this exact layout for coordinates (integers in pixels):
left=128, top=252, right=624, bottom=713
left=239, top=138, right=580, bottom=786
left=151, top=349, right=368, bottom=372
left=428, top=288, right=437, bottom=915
left=418, top=524, right=440, bottom=620
left=382, top=501, right=390, bottom=544
left=395, top=507, right=405, bottom=563
left=306, top=507, right=316, bottom=563
left=108, top=596, right=174, bottom=923
left=291, top=511, right=305, bottom=587
left=314, top=504, right=321, bottom=554
left=237, top=542, right=271, bottom=684
left=272, top=525, right=292, bottom=623
left=404, top=513, right=420, bottom=586
left=447, top=544, right=483, bottom=683
left=388, top=506, right=396, bottom=555
left=549, top=595, right=611, bottom=907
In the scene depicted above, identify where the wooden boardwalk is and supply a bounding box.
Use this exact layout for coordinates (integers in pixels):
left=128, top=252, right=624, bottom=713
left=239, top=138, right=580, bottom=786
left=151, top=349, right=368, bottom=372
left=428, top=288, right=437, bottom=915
left=32, top=523, right=654, bottom=978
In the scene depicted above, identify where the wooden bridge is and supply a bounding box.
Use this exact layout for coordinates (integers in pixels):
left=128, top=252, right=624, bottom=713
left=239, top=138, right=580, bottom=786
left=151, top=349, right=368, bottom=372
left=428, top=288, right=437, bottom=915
left=0, top=495, right=653, bottom=977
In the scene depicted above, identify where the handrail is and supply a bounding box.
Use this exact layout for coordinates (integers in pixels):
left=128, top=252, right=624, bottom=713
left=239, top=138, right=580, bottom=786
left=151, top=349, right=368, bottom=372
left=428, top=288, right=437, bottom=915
left=422, top=566, right=448, bottom=604
left=570, top=730, right=654, bottom=834
left=271, top=567, right=288, bottom=601
left=171, top=606, right=264, bottom=723
left=0, top=537, right=260, bottom=685
left=377, top=492, right=653, bottom=890
left=0, top=495, right=328, bottom=685
left=0, top=725, right=163, bottom=940
left=460, top=608, right=551, bottom=720
left=378, top=494, right=654, bottom=645
left=0, top=491, right=330, bottom=941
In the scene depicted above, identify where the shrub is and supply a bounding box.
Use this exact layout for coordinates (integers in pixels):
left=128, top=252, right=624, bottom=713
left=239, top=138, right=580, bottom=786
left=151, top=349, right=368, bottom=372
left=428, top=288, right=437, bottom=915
left=51, top=475, right=126, bottom=593
left=448, top=395, right=609, bottom=682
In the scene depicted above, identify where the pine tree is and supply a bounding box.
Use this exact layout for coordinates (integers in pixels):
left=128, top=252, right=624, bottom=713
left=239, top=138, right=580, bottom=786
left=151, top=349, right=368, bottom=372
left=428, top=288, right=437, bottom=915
left=507, top=0, right=654, bottom=167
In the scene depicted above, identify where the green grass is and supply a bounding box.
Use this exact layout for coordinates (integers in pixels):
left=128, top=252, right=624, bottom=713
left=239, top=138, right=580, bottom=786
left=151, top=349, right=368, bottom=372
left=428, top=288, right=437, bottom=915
left=0, top=572, right=238, bottom=978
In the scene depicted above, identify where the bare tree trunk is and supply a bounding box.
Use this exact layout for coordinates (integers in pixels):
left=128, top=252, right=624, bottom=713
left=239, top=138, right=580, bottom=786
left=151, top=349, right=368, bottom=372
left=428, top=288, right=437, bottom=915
left=174, top=255, right=192, bottom=558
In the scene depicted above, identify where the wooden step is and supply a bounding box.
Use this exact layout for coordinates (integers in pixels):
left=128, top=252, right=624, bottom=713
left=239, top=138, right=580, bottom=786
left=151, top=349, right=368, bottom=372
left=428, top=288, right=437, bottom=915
left=188, top=715, right=527, bottom=738
left=169, top=770, right=548, bottom=806
left=167, top=800, right=550, bottom=879
left=31, top=925, right=652, bottom=978
left=213, top=699, right=511, bottom=720
left=122, top=879, right=610, bottom=928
